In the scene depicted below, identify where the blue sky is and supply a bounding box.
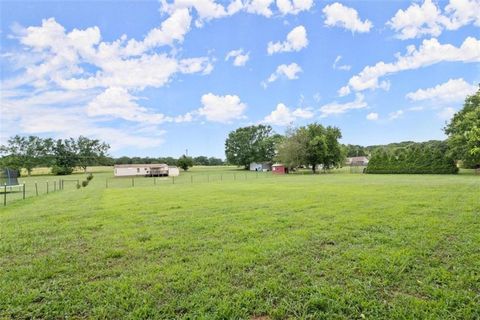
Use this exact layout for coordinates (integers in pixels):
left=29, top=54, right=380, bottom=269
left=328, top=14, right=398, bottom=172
left=1, top=0, right=479, bottom=158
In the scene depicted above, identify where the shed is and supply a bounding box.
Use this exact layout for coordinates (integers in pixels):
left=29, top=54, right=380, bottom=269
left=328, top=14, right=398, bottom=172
left=249, top=162, right=272, bottom=172
left=346, top=156, right=369, bottom=166
left=272, top=164, right=288, bottom=174
left=168, top=166, right=180, bottom=177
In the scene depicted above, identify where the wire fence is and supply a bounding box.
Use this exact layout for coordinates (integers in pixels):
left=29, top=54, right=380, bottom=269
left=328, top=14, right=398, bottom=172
left=1, top=178, right=79, bottom=206
left=104, top=171, right=275, bottom=189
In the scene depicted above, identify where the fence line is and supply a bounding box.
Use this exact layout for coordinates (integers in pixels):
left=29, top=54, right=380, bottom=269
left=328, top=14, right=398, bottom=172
left=1, top=178, right=76, bottom=207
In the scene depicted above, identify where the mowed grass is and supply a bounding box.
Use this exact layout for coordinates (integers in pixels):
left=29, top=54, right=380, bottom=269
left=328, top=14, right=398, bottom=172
left=0, top=173, right=479, bottom=319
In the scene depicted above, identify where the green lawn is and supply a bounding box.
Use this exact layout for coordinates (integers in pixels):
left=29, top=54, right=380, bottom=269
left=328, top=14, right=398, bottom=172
left=0, top=171, right=479, bottom=319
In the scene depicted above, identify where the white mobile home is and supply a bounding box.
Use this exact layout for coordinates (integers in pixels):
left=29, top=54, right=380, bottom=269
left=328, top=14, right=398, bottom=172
left=168, top=166, right=180, bottom=177
left=114, top=164, right=169, bottom=177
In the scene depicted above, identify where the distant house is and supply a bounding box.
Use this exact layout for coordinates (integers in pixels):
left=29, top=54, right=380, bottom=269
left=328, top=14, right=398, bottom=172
left=249, top=162, right=272, bottom=171
left=346, top=156, right=369, bottom=166
left=114, top=164, right=169, bottom=177
left=272, top=164, right=288, bottom=174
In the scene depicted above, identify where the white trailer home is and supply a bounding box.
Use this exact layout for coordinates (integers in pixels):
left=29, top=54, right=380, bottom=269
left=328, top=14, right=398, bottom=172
left=114, top=164, right=169, bottom=177
left=168, top=166, right=180, bottom=177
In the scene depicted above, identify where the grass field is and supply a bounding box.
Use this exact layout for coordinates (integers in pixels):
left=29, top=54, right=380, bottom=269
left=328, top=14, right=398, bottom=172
left=1, top=169, right=479, bottom=319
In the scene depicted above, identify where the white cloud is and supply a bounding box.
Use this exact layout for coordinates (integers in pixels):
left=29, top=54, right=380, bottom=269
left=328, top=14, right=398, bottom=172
left=406, top=78, right=477, bottom=103
left=342, top=37, right=480, bottom=94
left=332, top=55, right=351, bottom=71
left=437, top=107, right=457, bottom=120
left=276, top=0, right=313, bottom=15
left=338, top=85, right=351, bottom=97
left=389, top=110, right=404, bottom=120
left=267, top=25, right=308, bottom=55
left=366, top=112, right=379, bottom=121
left=262, top=103, right=314, bottom=126
left=322, top=3, right=373, bottom=33
left=86, top=87, right=174, bottom=124
left=388, top=0, right=480, bottom=40
left=263, top=62, right=302, bottom=87
left=225, top=49, right=250, bottom=66
left=319, top=93, right=368, bottom=117
left=197, top=93, right=247, bottom=123
left=245, top=0, right=275, bottom=17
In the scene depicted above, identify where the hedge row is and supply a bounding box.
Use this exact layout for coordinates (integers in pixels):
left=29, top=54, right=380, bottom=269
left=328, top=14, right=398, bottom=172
left=366, top=143, right=458, bottom=174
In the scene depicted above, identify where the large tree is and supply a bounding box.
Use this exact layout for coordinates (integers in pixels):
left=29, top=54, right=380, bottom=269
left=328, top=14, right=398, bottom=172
left=225, top=125, right=281, bottom=169
left=51, top=138, right=78, bottom=175
left=76, top=136, right=110, bottom=172
left=0, top=135, right=51, bottom=175
left=276, top=123, right=344, bottom=173
left=445, top=86, right=480, bottom=168
left=177, top=155, right=194, bottom=171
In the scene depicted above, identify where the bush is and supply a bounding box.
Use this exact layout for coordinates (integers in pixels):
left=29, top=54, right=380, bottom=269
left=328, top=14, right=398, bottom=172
left=366, top=142, right=458, bottom=174
left=86, top=173, right=94, bottom=181
left=81, top=180, right=89, bottom=187
left=51, top=165, right=74, bottom=175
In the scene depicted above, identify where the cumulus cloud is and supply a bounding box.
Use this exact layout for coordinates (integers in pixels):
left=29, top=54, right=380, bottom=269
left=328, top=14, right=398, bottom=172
left=406, top=78, right=477, bottom=103
left=267, top=25, right=308, bottom=55
left=388, top=0, right=480, bottom=40
left=276, top=0, right=313, bottom=15
left=86, top=87, right=174, bottom=124
left=366, top=112, right=379, bottom=121
left=197, top=93, right=247, bottom=123
left=262, top=103, right=314, bottom=125
left=341, top=37, right=480, bottom=94
left=225, top=49, right=250, bottom=66
left=244, top=0, right=275, bottom=17
left=322, top=3, right=373, bottom=33
left=319, top=93, right=368, bottom=117
left=263, top=62, right=302, bottom=87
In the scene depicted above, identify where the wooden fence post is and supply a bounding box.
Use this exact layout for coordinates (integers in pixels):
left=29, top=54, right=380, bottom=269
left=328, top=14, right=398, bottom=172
left=106, top=178, right=108, bottom=189
left=47, top=181, right=49, bottom=194
left=23, top=183, right=26, bottom=200
left=132, top=178, right=134, bottom=187
left=3, top=184, right=6, bottom=206
left=35, top=182, right=38, bottom=196
left=191, top=175, right=193, bottom=184
left=172, top=176, right=175, bottom=184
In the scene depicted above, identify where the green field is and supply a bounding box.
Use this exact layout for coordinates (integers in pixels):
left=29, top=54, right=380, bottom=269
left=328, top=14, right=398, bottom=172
left=1, top=168, right=479, bottom=319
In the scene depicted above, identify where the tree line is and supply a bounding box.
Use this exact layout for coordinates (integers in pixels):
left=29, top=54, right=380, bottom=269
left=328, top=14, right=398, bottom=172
left=225, top=123, right=345, bottom=173
left=365, top=141, right=458, bottom=174
left=0, top=136, right=110, bottom=175
left=0, top=135, right=225, bottom=176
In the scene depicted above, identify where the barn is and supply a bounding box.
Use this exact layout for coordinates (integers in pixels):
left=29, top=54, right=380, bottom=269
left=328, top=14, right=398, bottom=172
left=114, top=164, right=169, bottom=177
left=249, top=162, right=272, bottom=171
left=272, top=164, right=288, bottom=174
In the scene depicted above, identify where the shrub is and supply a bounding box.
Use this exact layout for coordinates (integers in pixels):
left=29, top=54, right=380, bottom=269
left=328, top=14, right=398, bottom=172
left=86, top=173, right=94, bottom=181
left=51, top=165, right=74, bottom=175
left=366, top=142, right=458, bottom=174
left=81, top=180, right=89, bottom=187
